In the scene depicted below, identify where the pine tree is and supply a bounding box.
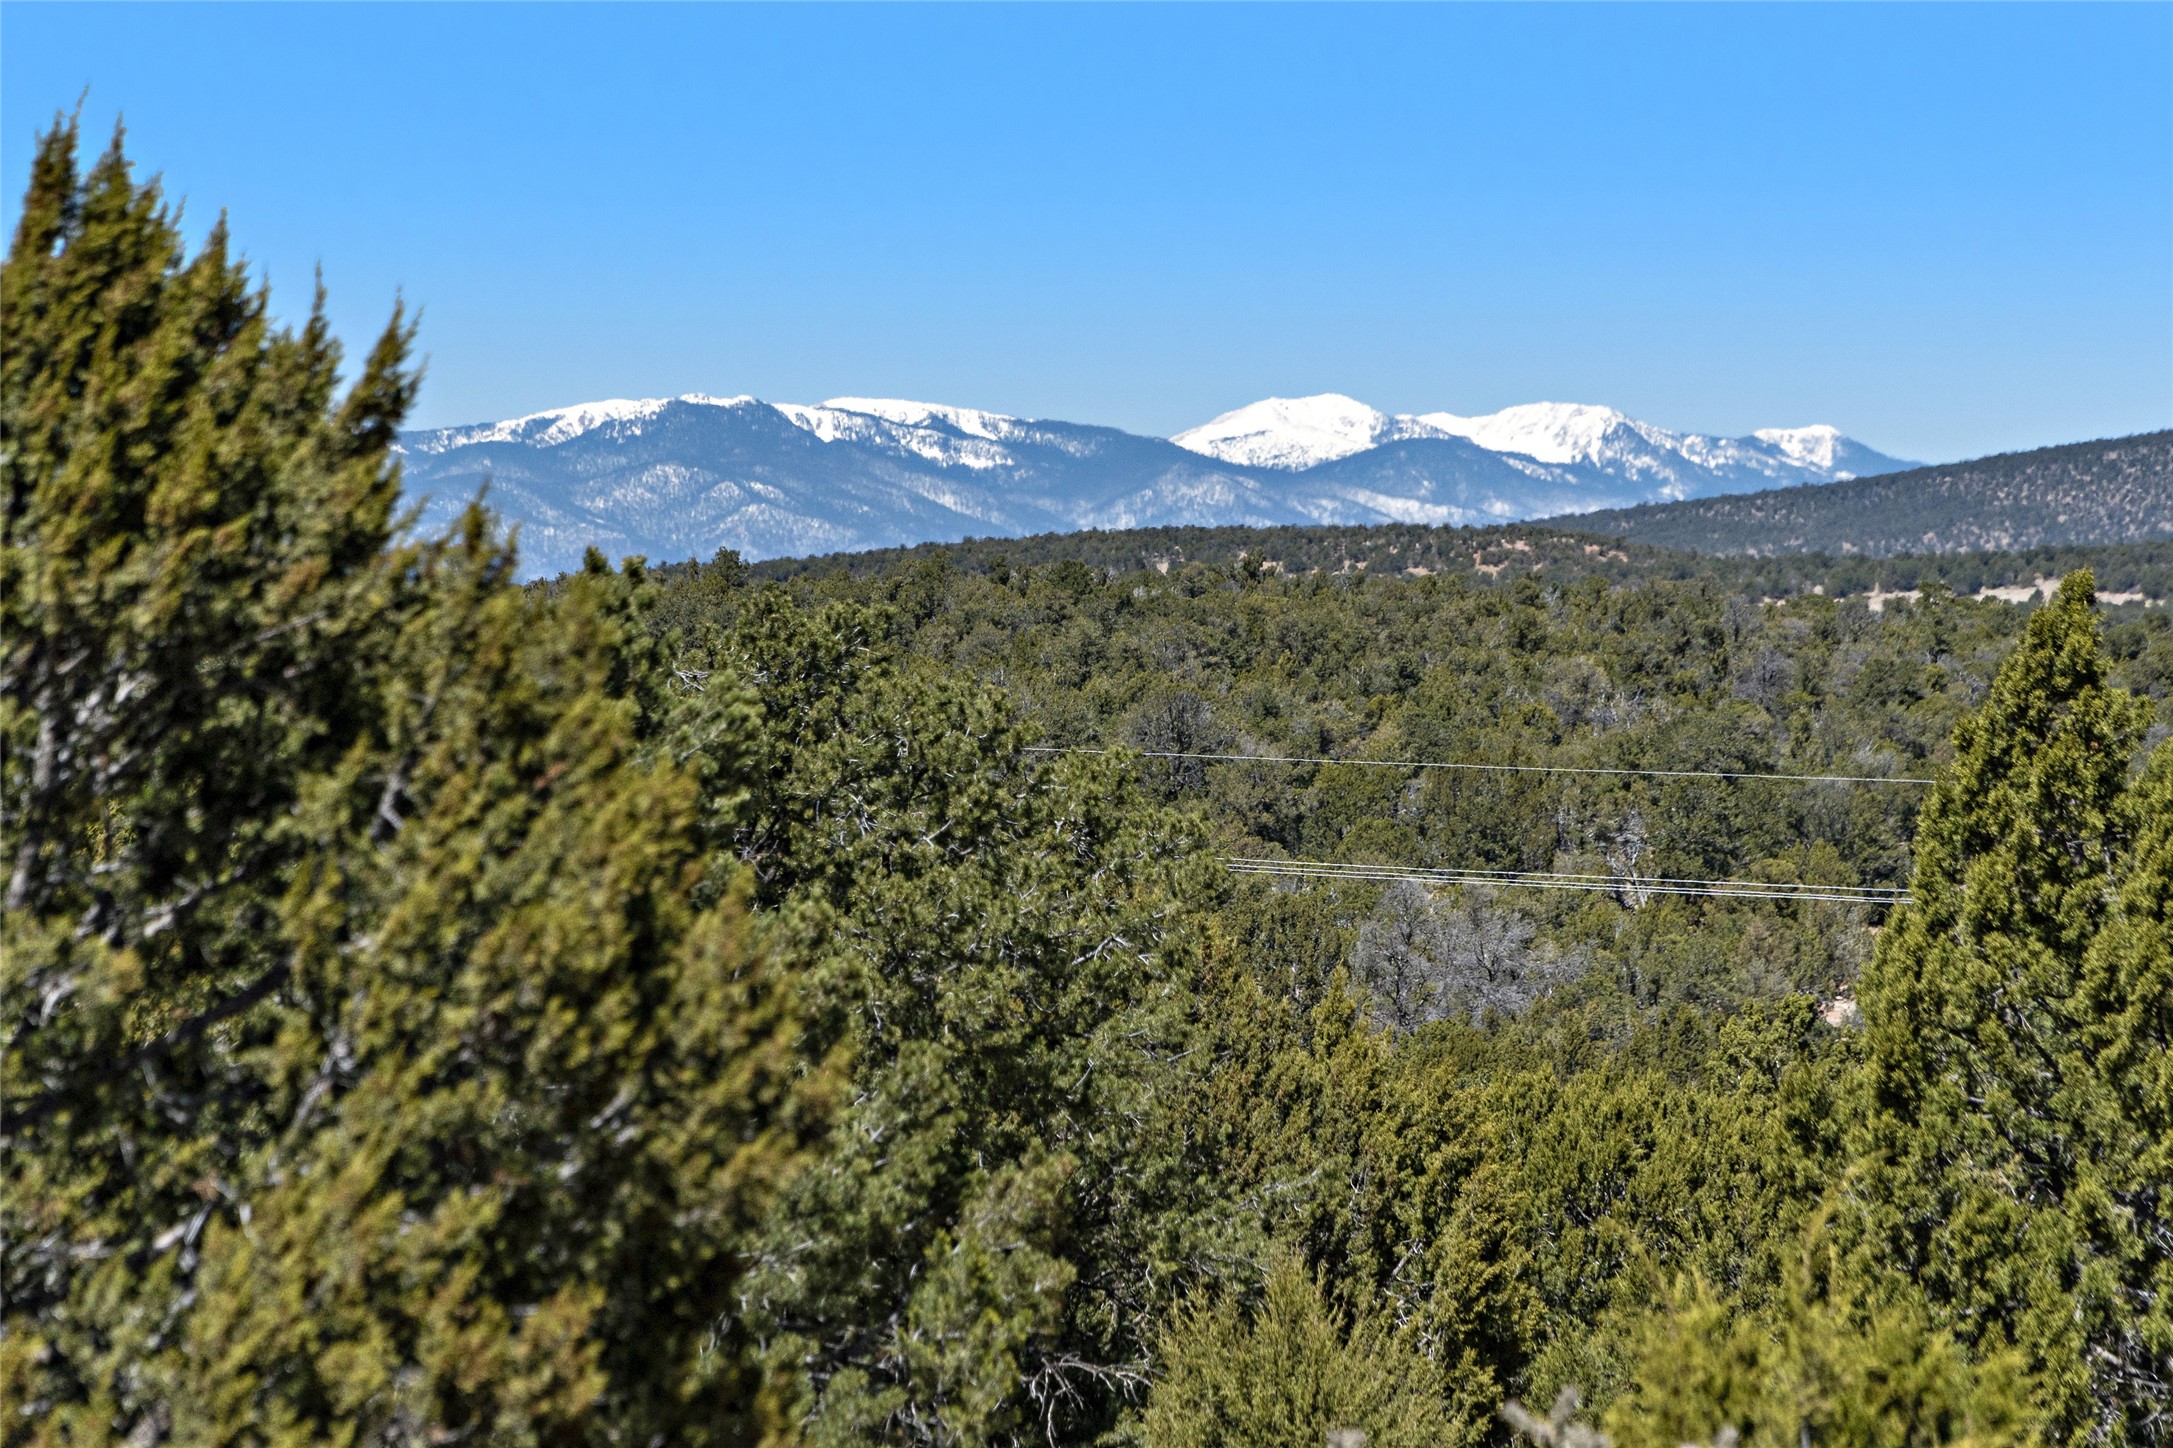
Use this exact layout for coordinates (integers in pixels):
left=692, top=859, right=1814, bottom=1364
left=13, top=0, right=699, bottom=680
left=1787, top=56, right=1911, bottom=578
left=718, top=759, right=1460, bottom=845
left=2, top=120, right=828, bottom=1445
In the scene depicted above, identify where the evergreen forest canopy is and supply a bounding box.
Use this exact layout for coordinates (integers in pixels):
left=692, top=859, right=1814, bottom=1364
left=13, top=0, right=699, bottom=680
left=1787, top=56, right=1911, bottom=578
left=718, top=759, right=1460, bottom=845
left=6, top=122, right=2171, bottom=1448
left=745, top=523, right=2173, bottom=609
left=1567, top=432, right=2173, bottom=559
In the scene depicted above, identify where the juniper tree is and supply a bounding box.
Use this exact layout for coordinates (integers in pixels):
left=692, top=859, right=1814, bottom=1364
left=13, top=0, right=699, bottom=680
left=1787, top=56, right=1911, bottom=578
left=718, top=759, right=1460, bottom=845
left=1603, top=1252, right=2027, bottom=1448
left=696, top=593, right=1238, bottom=1447
left=1852, top=571, right=2171, bottom=1443
left=1142, top=1254, right=1460, bottom=1448
left=2, top=119, right=827, bottom=1445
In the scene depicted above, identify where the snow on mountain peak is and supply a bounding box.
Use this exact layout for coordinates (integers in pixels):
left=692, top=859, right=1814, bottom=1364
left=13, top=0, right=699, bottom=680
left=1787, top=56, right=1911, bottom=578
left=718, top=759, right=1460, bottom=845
left=771, top=398, right=1021, bottom=471
left=1752, top=424, right=1845, bottom=470
left=501, top=397, right=672, bottom=445
left=819, top=397, right=1021, bottom=441
left=426, top=393, right=756, bottom=451
left=1172, top=393, right=1394, bottom=470
left=1412, top=402, right=1643, bottom=466
left=1171, top=394, right=1898, bottom=489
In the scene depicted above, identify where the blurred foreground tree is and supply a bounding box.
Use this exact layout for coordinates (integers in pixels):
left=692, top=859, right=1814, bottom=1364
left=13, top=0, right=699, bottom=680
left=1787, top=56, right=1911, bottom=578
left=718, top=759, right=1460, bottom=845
left=1604, top=1241, right=2028, bottom=1447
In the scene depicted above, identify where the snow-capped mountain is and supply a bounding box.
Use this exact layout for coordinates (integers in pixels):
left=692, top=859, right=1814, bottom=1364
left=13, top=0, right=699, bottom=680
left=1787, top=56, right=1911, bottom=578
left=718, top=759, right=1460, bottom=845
left=1176, top=394, right=1907, bottom=500
left=1171, top=394, right=1412, bottom=470
left=397, top=391, right=1913, bottom=578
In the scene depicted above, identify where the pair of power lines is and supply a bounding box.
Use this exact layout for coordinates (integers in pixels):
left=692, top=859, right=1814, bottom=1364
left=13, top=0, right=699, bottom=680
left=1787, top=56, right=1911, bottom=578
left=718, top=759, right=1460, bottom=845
left=1024, top=745, right=1933, bottom=789
left=1222, top=857, right=1910, bottom=906
left=1025, top=744, right=1926, bottom=906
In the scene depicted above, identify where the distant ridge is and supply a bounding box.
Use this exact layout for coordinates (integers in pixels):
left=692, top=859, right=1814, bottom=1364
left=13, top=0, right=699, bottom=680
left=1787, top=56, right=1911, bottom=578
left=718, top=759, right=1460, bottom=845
left=397, top=391, right=1910, bottom=578
left=1172, top=392, right=1905, bottom=484
left=1557, top=432, right=2173, bottom=557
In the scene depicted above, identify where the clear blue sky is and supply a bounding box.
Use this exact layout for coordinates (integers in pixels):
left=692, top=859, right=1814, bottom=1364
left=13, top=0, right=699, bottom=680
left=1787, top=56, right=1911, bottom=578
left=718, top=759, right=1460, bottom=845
left=5, top=2, right=2169, bottom=461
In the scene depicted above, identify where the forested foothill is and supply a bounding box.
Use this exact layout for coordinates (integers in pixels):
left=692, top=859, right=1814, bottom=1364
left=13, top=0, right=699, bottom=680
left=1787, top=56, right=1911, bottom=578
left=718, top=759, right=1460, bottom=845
left=1569, top=432, right=2173, bottom=558
left=747, top=525, right=2173, bottom=612
left=7, top=124, right=2170, bottom=1448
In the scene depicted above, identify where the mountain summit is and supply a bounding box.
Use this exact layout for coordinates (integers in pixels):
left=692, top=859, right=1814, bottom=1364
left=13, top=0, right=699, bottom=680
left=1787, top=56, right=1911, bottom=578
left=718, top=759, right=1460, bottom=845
left=1173, top=393, right=1903, bottom=495
left=398, top=392, right=1913, bottom=577
left=1170, top=394, right=1405, bottom=470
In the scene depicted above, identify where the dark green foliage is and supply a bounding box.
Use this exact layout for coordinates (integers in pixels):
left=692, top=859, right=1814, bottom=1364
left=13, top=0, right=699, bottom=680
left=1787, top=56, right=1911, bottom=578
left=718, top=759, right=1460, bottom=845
left=1577, top=433, right=2173, bottom=557
left=736, top=524, right=2173, bottom=609
left=1853, top=572, right=2172, bottom=1443
left=3, top=121, right=828, bottom=1446
left=685, top=594, right=1235, bottom=1445
left=9, top=116, right=2170, bottom=1448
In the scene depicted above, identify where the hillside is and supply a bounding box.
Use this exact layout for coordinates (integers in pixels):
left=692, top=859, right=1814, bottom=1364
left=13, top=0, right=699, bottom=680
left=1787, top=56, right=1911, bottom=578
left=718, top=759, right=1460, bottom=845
left=742, top=520, right=2173, bottom=607
left=1562, top=431, right=2173, bottom=556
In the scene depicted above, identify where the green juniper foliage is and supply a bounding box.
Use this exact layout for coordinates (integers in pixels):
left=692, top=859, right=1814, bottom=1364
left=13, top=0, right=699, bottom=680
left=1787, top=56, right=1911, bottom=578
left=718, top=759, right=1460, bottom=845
left=1604, top=1241, right=2029, bottom=1447
left=692, top=593, right=1237, bottom=1445
left=3, top=121, right=829, bottom=1446
left=1852, top=572, right=2171, bottom=1443
left=6, top=121, right=2170, bottom=1448
left=1142, top=1254, right=1461, bottom=1448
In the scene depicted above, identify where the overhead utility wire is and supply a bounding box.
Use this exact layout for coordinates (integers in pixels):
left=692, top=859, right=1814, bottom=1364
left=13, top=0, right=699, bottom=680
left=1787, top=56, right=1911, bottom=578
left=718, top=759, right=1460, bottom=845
left=1229, top=870, right=1903, bottom=906
left=1023, top=746, right=1933, bottom=788
left=1222, top=857, right=1910, bottom=905
left=1222, top=857, right=1909, bottom=896
left=1224, top=857, right=1905, bottom=899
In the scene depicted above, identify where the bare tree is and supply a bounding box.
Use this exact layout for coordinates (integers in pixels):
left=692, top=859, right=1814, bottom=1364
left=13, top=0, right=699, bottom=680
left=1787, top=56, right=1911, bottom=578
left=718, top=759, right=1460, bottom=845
left=1353, top=883, right=1587, bottom=1033
left=1437, top=892, right=1584, bottom=1022
left=1352, top=880, right=1450, bottom=1033
left=1731, top=646, right=1797, bottom=714
left=1127, top=687, right=1227, bottom=795
left=1604, top=810, right=1654, bottom=908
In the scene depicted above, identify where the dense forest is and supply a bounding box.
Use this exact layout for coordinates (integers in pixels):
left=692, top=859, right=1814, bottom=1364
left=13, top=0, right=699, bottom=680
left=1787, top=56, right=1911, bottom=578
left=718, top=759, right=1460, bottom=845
left=8, top=124, right=2171, bottom=1448
left=1569, top=432, right=2173, bottom=558
left=747, top=524, right=2173, bottom=607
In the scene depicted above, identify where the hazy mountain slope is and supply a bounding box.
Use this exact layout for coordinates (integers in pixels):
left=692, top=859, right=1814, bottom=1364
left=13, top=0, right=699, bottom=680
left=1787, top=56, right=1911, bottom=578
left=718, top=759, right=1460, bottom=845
left=402, top=397, right=1037, bottom=573
left=1561, top=432, right=2173, bottom=557
left=398, top=391, right=1912, bottom=577
left=401, top=396, right=1295, bottom=576
left=1281, top=437, right=1642, bottom=524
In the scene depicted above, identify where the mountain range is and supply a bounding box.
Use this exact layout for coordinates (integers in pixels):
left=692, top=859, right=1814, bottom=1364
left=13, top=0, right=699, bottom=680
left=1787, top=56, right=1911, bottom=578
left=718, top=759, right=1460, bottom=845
left=397, top=392, right=1915, bottom=577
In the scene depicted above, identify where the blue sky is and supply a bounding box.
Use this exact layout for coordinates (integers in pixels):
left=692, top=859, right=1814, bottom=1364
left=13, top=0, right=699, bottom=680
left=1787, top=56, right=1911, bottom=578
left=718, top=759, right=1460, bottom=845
left=5, top=3, right=2168, bottom=461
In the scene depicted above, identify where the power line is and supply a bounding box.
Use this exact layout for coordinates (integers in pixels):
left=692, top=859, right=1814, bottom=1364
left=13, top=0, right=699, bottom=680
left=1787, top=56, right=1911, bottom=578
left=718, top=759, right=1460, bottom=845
left=1224, top=856, right=1909, bottom=896
left=1221, top=856, right=1910, bottom=906
left=1225, top=856, right=1903, bottom=891
left=1226, top=861, right=1908, bottom=905
left=1024, top=745, right=1933, bottom=788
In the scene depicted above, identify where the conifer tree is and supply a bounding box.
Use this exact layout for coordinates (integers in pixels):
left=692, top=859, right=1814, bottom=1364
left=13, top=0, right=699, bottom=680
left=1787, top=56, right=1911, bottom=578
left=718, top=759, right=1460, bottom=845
left=1852, top=571, right=2170, bottom=1442
left=1142, top=1254, right=1461, bottom=1448
left=693, top=593, right=1234, bottom=1446
left=3, top=119, right=827, bottom=1445
left=1605, top=1246, right=2028, bottom=1447
left=2069, top=747, right=2173, bottom=1432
